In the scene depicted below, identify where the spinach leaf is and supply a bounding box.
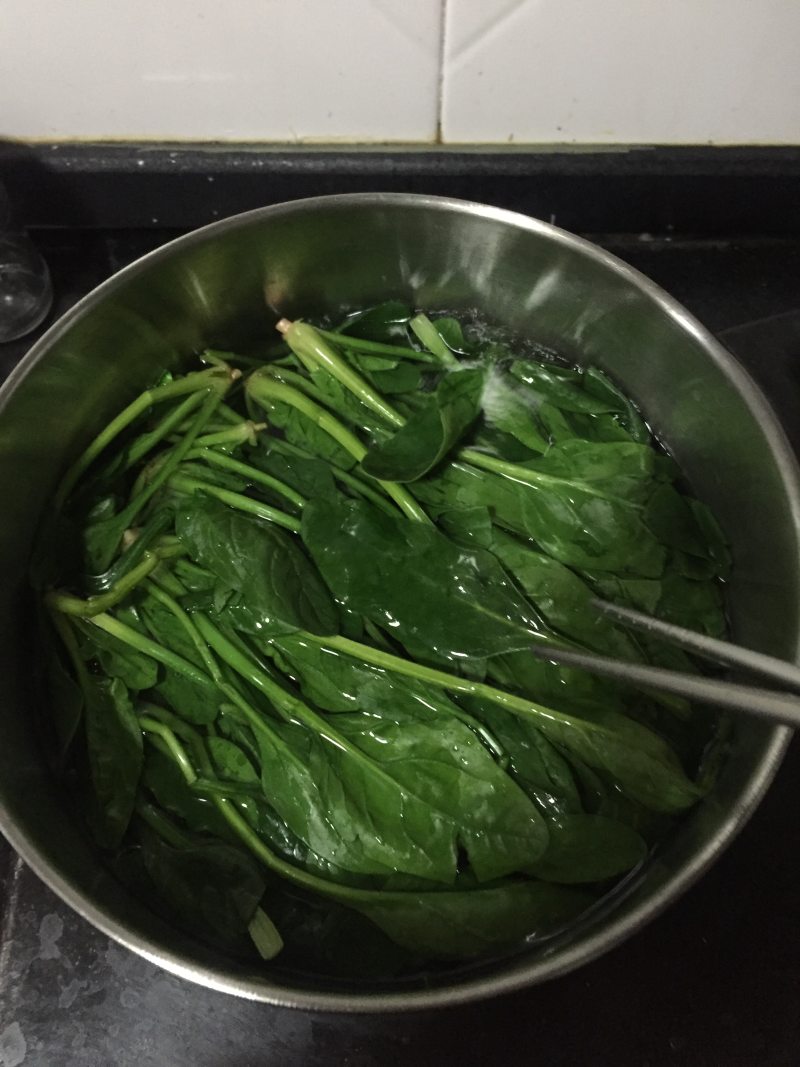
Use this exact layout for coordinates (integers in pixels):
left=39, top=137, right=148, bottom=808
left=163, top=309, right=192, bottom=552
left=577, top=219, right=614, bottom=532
left=263, top=887, right=416, bottom=979
left=267, top=635, right=377, bottom=712
left=354, top=880, right=592, bottom=959
left=137, top=595, right=222, bottom=725
left=656, top=570, right=726, bottom=636
left=585, top=572, right=663, bottom=615
left=361, top=367, right=485, bottom=482
left=431, top=316, right=470, bottom=355
left=437, top=505, right=495, bottom=548
left=255, top=717, right=444, bottom=882
left=509, top=360, right=620, bottom=414
left=302, top=496, right=548, bottom=660
left=204, top=730, right=380, bottom=885
left=568, top=758, right=675, bottom=843
left=340, top=300, right=412, bottom=343
left=541, top=705, right=701, bottom=813
left=255, top=683, right=547, bottom=885
left=521, top=439, right=674, bottom=503
left=83, top=676, right=142, bottom=848
left=488, top=648, right=625, bottom=714
left=457, top=697, right=583, bottom=814
left=480, top=368, right=550, bottom=454
left=415, top=462, right=666, bottom=577
left=368, top=363, right=423, bottom=395
left=144, top=737, right=373, bottom=887
left=248, top=440, right=337, bottom=503
left=644, top=484, right=723, bottom=563
left=138, top=822, right=266, bottom=949
left=176, top=498, right=338, bottom=637
left=207, top=736, right=259, bottom=785
left=489, top=529, right=641, bottom=660
left=582, top=366, right=650, bottom=443
left=332, top=697, right=547, bottom=883
left=528, top=814, right=647, bottom=884
left=513, top=480, right=665, bottom=576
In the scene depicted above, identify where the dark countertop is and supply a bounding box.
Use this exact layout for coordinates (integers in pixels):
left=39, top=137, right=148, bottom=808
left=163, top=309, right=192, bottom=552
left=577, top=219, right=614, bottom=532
left=1, top=228, right=799, bottom=1067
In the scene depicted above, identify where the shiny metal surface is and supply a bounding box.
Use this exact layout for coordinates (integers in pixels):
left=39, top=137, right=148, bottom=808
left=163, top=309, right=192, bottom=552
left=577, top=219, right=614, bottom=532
left=0, top=194, right=797, bottom=1012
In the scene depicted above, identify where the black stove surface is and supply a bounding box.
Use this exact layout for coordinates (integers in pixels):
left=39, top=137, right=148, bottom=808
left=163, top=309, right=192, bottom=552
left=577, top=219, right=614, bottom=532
left=1, top=230, right=798, bottom=1067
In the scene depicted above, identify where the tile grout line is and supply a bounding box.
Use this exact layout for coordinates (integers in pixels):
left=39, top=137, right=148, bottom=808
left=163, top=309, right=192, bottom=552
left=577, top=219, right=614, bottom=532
left=435, top=0, right=448, bottom=144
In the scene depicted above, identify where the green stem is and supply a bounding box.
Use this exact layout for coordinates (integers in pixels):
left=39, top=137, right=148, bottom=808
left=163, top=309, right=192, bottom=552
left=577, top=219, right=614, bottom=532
left=139, top=716, right=200, bottom=782
left=216, top=401, right=249, bottom=426
left=136, top=799, right=194, bottom=849
left=138, top=584, right=289, bottom=746
left=409, top=313, right=460, bottom=368
left=248, top=907, right=284, bottom=961
left=300, top=632, right=586, bottom=737
left=185, top=448, right=306, bottom=510
left=269, top=363, right=387, bottom=436
left=193, top=616, right=308, bottom=727
left=143, top=580, right=224, bottom=683
left=317, top=328, right=436, bottom=363
left=460, top=449, right=613, bottom=502
left=192, top=422, right=265, bottom=450
left=47, top=552, right=162, bottom=617
left=124, top=391, right=207, bottom=472
left=205, top=344, right=289, bottom=368
left=267, top=438, right=396, bottom=517
left=169, top=473, right=301, bottom=533
left=327, top=466, right=397, bottom=516
left=246, top=374, right=430, bottom=524
left=139, top=702, right=216, bottom=767
left=262, top=365, right=331, bottom=406
left=88, top=613, right=211, bottom=687
left=86, top=509, right=173, bottom=593
left=152, top=538, right=186, bottom=561
left=191, top=777, right=264, bottom=801
left=248, top=373, right=368, bottom=459
left=48, top=608, right=92, bottom=690
left=55, top=365, right=235, bottom=507
left=172, top=558, right=216, bottom=589
left=277, top=320, right=405, bottom=428
left=128, top=389, right=227, bottom=512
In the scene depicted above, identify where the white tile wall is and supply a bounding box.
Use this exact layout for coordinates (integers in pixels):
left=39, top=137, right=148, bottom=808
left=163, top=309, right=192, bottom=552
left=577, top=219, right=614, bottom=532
left=2, top=0, right=799, bottom=144
left=442, top=0, right=800, bottom=144
left=0, top=0, right=442, bottom=142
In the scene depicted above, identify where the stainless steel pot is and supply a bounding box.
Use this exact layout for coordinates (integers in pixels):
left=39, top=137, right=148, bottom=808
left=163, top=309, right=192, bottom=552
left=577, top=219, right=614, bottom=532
left=0, top=194, right=797, bottom=1011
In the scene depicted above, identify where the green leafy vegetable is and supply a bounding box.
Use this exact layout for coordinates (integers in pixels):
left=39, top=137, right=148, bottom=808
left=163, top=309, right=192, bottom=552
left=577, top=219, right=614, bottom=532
left=83, top=677, right=143, bottom=848
left=361, top=367, right=485, bottom=482
left=175, top=498, right=338, bottom=637
left=355, top=880, right=591, bottom=959
left=302, top=495, right=551, bottom=660
left=528, top=815, right=647, bottom=884
left=38, top=301, right=727, bottom=972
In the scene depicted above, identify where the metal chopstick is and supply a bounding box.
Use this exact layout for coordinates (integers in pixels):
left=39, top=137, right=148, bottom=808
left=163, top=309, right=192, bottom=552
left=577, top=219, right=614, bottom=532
left=528, top=644, right=800, bottom=727
left=593, top=598, right=800, bottom=690
left=527, top=599, right=800, bottom=728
